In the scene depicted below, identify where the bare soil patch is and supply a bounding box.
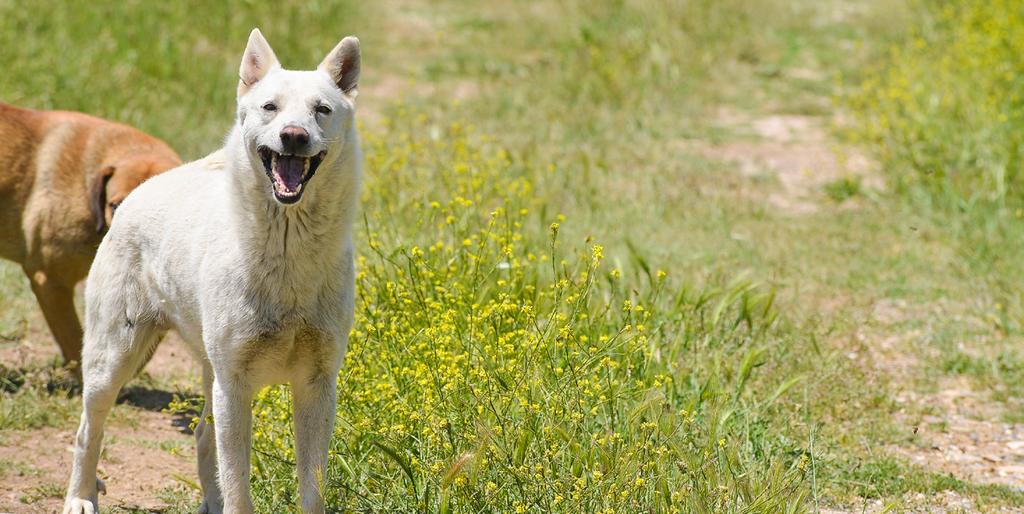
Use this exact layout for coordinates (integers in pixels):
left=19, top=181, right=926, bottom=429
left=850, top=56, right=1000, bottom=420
left=696, top=109, right=881, bottom=214
left=894, top=379, right=1024, bottom=489
left=857, top=299, right=1024, bottom=491
left=0, top=308, right=200, bottom=513
left=0, top=408, right=196, bottom=513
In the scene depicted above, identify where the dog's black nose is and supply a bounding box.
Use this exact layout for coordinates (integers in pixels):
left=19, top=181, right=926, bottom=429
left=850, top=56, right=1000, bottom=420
left=280, top=126, right=310, bottom=153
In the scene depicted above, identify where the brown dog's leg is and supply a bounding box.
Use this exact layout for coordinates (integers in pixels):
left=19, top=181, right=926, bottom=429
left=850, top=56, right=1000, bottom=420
left=26, top=269, right=84, bottom=367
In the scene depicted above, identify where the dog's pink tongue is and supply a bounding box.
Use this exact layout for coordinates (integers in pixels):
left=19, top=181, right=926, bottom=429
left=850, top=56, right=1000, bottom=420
left=275, top=156, right=305, bottom=191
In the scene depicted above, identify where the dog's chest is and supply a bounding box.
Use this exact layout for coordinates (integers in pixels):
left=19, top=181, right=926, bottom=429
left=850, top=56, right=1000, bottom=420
left=212, top=264, right=348, bottom=381
left=231, top=273, right=345, bottom=343
left=238, top=318, right=338, bottom=384
left=198, top=197, right=355, bottom=384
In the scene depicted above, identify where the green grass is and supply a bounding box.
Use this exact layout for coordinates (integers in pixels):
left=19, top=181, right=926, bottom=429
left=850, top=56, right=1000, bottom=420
left=0, top=364, right=79, bottom=430
left=844, top=0, right=1024, bottom=205
left=824, top=176, right=863, bottom=203
left=943, top=350, right=1024, bottom=406
left=831, top=457, right=1024, bottom=507
left=2, top=0, right=1023, bottom=512
left=19, top=481, right=65, bottom=505
left=0, top=457, right=35, bottom=480
left=840, top=1, right=1024, bottom=391
left=0, top=260, right=35, bottom=341
left=236, top=117, right=813, bottom=512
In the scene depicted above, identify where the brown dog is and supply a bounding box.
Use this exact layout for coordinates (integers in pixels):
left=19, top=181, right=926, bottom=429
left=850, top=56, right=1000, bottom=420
left=0, top=102, right=180, bottom=366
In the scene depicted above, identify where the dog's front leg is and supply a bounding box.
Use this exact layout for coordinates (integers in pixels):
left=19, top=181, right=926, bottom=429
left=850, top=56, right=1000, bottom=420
left=197, top=364, right=223, bottom=514
left=212, top=375, right=255, bottom=514
left=292, top=373, right=338, bottom=513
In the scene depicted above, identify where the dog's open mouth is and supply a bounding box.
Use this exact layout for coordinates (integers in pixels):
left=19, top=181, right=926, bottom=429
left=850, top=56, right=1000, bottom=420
left=258, top=147, right=326, bottom=204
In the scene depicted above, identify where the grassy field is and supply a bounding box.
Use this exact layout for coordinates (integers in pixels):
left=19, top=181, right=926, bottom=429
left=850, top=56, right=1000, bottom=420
left=1, top=0, right=1024, bottom=512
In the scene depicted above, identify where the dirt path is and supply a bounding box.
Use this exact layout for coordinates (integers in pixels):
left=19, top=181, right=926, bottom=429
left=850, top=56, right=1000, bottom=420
left=855, top=299, right=1024, bottom=492
left=696, top=108, right=881, bottom=214
left=894, top=382, right=1024, bottom=488
left=0, top=317, right=200, bottom=513
left=698, top=108, right=1024, bottom=512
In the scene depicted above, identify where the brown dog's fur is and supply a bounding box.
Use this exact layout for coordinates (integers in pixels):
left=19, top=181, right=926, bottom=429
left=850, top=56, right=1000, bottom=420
left=0, top=102, right=180, bottom=366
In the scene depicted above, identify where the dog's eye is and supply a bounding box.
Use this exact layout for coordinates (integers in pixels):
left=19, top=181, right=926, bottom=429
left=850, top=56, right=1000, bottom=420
left=315, top=105, right=332, bottom=115
left=110, top=201, right=122, bottom=214
left=262, top=102, right=278, bottom=112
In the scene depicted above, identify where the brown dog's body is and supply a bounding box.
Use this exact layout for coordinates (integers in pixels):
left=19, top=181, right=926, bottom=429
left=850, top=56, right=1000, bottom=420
left=0, top=103, right=180, bottom=365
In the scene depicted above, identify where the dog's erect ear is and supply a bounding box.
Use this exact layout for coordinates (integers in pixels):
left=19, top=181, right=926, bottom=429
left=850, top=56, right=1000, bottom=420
left=238, top=28, right=280, bottom=97
left=319, top=36, right=360, bottom=96
left=89, top=165, right=115, bottom=235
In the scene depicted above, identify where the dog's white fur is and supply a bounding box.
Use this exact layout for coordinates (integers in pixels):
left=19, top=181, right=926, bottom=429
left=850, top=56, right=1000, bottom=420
left=64, top=29, right=362, bottom=514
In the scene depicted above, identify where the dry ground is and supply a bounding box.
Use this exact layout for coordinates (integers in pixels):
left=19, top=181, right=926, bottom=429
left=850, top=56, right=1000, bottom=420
left=0, top=328, right=199, bottom=513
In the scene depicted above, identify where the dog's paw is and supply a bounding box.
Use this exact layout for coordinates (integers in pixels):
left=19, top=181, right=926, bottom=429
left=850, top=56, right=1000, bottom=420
left=63, top=497, right=96, bottom=514
left=197, top=498, right=223, bottom=514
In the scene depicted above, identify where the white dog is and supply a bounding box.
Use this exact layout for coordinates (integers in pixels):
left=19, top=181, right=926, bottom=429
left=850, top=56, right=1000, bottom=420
left=64, top=29, right=361, bottom=514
